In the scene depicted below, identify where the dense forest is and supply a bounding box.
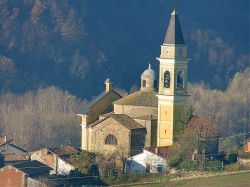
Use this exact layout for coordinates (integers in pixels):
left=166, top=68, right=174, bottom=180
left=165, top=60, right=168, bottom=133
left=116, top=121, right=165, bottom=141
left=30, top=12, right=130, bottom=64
left=0, top=0, right=249, bottom=98
left=0, top=1, right=249, bottom=150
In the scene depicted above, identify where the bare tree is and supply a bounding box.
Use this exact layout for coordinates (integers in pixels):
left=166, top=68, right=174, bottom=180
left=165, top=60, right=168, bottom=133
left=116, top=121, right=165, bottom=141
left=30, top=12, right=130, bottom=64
left=0, top=86, right=87, bottom=150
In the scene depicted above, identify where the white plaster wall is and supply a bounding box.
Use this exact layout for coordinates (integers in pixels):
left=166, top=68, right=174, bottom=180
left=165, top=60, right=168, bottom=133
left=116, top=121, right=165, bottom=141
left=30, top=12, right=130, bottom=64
left=57, top=158, right=75, bottom=175
left=126, top=150, right=167, bottom=173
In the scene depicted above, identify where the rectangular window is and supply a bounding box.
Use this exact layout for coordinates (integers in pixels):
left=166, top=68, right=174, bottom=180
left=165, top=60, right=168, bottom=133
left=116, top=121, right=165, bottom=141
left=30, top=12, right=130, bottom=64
left=156, top=165, right=163, bottom=173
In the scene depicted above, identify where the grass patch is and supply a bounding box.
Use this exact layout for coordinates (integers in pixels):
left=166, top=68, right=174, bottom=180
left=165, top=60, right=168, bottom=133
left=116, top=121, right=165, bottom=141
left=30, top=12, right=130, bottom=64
left=133, top=171, right=250, bottom=187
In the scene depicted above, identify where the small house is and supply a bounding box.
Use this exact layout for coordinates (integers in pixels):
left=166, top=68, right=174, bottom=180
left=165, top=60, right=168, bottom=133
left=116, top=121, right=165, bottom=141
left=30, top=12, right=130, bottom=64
left=0, top=136, right=29, bottom=166
left=31, top=145, right=80, bottom=175
left=126, top=149, right=167, bottom=173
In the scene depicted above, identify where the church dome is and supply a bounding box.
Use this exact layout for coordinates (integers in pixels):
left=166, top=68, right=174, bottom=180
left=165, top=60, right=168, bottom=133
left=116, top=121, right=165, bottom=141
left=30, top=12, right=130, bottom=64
left=141, top=64, right=156, bottom=80
left=140, top=64, right=157, bottom=91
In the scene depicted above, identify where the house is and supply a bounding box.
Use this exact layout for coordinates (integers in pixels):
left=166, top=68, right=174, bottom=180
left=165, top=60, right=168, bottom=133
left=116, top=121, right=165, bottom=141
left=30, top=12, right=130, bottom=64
left=31, top=145, right=80, bottom=175
left=0, top=136, right=27, bottom=154
left=126, top=149, right=167, bottom=173
left=244, top=139, right=250, bottom=152
left=0, top=136, right=29, bottom=166
left=238, top=139, right=250, bottom=166
left=0, top=160, right=52, bottom=187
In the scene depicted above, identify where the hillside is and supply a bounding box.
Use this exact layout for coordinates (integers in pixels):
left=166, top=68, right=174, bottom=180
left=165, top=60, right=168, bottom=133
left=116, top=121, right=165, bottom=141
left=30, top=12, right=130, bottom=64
left=0, top=0, right=249, bottom=98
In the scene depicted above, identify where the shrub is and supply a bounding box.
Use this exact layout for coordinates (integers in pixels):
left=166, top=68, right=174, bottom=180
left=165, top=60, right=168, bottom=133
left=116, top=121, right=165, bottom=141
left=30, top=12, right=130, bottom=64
left=70, top=150, right=95, bottom=175
left=178, top=160, right=199, bottom=171
left=224, top=163, right=241, bottom=172
left=204, top=160, right=222, bottom=172
left=226, top=150, right=238, bottom=163
left=168, top=155, right=183, bottom=168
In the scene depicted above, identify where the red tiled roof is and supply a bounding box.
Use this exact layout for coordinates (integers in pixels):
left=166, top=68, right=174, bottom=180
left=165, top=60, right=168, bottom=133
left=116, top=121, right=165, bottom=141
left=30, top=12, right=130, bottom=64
left=0, top=137, right=13, bottom=146
left=3, top=152, right=29, bottom=161
left=48, top=146, right=80, bottom=166
left=144, top=146, right=176, bottom=158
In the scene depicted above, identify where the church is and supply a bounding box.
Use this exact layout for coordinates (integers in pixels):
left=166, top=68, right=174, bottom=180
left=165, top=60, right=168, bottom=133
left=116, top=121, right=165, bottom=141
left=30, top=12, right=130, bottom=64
left=78, top=10, right=189, bottom=157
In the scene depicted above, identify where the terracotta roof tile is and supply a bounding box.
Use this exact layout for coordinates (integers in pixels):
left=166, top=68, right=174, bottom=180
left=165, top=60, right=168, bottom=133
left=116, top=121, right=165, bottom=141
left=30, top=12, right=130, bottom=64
left=48, top=146, right=80, bottom=166
left=0, top=137, right=13, bottom=146
left=3, top=152, right=29, bottom=161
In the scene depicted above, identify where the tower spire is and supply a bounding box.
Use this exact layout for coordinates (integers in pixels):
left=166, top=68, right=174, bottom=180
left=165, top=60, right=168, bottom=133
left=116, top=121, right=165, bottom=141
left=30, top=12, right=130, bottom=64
left=156, top=10, right=189, bottom=147
left=164, top=9, right=185, bottom=45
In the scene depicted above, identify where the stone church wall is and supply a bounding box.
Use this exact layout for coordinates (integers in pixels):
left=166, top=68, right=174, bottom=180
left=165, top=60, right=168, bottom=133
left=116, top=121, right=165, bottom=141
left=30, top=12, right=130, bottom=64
left=90, top=118, right=130, bottom=156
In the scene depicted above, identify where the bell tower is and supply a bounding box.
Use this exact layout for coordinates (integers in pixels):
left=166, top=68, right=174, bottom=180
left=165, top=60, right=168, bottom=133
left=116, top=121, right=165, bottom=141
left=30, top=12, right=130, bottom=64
left=156, top=10, right=189, bottom=147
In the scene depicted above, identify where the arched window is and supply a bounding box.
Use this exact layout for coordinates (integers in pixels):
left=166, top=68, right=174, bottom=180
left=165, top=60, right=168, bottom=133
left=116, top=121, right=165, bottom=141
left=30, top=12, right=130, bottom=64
left=177, top=71, right=184, bottom=89
left=154, top=80, right=157, bottom=88
left=142, top=79, right=146, bottom=87
left=164, top=71, right=170, bottom=88
left=105, top=134, right=117, bottom=145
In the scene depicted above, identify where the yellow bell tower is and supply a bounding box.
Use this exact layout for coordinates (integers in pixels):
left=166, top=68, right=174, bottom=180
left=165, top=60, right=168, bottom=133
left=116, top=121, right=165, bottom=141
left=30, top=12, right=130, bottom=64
left=156, top=10, right=190, bottom=147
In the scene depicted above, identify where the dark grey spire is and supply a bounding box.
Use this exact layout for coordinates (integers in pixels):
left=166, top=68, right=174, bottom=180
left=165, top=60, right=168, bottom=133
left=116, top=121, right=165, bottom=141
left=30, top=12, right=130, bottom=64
left=164, top=9, right=185, bottom=45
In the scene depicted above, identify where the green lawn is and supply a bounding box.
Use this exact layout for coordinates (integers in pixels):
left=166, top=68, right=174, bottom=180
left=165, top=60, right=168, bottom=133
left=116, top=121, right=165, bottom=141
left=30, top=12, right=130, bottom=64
left=133, top=172, right=250, bottom=187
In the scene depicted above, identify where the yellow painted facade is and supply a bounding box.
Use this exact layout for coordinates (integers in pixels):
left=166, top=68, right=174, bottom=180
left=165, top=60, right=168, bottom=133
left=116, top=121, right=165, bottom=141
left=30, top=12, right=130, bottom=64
left=156, top=10, right=190, bottom=147
left=78, top=80, right=122, bottom=151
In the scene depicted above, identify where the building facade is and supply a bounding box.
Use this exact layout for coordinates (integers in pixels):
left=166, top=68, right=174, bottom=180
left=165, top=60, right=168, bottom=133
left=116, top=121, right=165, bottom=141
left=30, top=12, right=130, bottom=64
left=0, top=161, right=51, bottom=187
left=30, top=146, right=80, bottom=175
left=156, top=10, right=189, bottom=146
left=78, top=9, right=189, bottom=156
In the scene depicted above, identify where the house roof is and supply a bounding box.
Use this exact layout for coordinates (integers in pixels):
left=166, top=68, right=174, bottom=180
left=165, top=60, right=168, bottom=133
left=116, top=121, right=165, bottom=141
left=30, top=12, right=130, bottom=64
left=113, top=91, right=158, bottom=107
left=0, top=136, right=27, bottom=152
left=80, top=90, right=122, bottom=114
left=144, top=146, right=177, bottom=159
left=49, top=146, right=80, bottom=156
left=164, top=9, right=185, bottom=45
left=12, top=160, right=52, bottom=177
left=9, top=143, right=27, bottom=152
left=239, top=152, right=250, bottom=159
left=48, top=146, right=80, bottom=166
left=3, top=152, right=29, bottom=162
left=0, top=137, right=13, bottom=146
left=88, top=114, right=145, bottom=130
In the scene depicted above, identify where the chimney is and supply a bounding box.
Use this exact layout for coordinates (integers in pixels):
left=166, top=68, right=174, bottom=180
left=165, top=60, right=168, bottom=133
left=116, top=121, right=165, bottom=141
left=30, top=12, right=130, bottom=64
left=4, top=136, right=7, bottom=143
left=105, top=78, right=112, bottom=92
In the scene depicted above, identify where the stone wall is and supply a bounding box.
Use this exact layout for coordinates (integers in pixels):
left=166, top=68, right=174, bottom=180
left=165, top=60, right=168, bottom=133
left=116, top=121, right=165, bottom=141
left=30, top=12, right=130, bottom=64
left=90, top=117, right=130, bottom=156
